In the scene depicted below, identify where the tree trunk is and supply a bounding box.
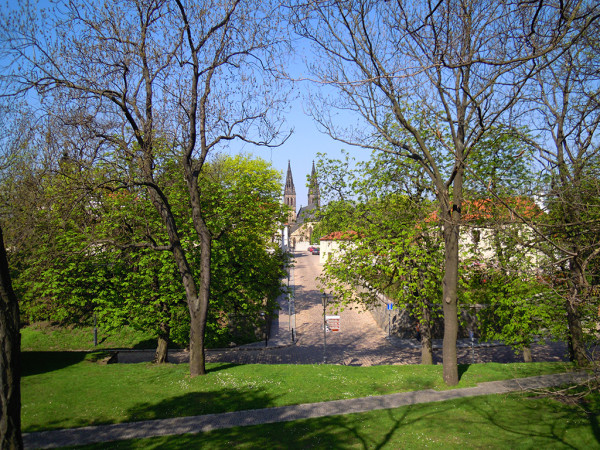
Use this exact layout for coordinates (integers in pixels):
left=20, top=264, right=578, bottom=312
left=522, top=346, right=532, bottom=363
left=154, top=303, right=170, bottom=364
left=0, top=225, right=23, bottom=450
left=565, top=299, right=587, bottom=366
left=153, top=277, right=170, bottom=364
left=420, top=333, right=433, bottom=365
left=144, top=181, right=206, bottom=376
left=442, top=216, right=460, bottom=385
left=154, top=334, right=169, bottom=364
left=565, top=261, right=588, bottom=366
left=189, top=226, right=211, bottom=376
left=420, top=303, right=433, bottom=365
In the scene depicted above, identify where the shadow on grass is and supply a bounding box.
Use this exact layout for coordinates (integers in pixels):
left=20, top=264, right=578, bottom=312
left=72, top=401, right=453, bottom=450
left=582, top=391, right=600, bottom=444
left=206, top=362, right=240, bottom=374
left=590, top=409, right=600, bottom=444
left=118, top=387, right=290, bottom=428
left=458, top=363, right=470, bottom=381
left=71, top=392, right=600, bottom=449
left=131, top=338, right=158, bottom=350
left=21, top=351, right=87, bottom=377
left=26, top=386, right=282, bottom=436
left=467, top=392, right=600, bottom=447
left=123, top=387, right=280, bottom=425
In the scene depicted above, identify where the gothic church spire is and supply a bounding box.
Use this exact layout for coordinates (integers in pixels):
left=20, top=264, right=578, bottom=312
left=283, top=160, right=296, bottom=223
left=308, top=160, right=320, bottom=208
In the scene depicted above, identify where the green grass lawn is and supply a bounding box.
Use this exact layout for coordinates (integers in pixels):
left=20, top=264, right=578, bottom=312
left=21, top=323, right=158, bottom=351
left=22, top=351, right=576, bottom=434
left=71, top=392, right=600, bottom=449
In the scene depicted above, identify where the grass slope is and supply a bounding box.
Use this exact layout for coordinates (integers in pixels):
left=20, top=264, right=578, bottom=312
left=21, top=324, right=157, bottom=351
left=22, top=351, right=574, bottom=433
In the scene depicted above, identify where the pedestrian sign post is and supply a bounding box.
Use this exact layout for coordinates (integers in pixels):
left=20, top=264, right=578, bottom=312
left=387, top=303, right=394, bottom=337
left=326, top=315, right=340, bottom=332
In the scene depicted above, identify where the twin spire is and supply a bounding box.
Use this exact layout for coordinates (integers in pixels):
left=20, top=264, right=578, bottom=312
left=284, top=160, right=296, bottom=196
left=284, top=160, right=319, bottom=224
left=307, top=161, right=320, bottom=208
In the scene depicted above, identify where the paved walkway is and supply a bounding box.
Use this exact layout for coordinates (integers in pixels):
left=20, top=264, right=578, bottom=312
left=23, top=371, right=589, bottom=449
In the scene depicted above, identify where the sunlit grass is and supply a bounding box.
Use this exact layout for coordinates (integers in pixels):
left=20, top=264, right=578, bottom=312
left=21, top=323, right=157, bottom=351
left=71, top=392, right=600, bottom=449
left=21, top=351, right=573, bottom=433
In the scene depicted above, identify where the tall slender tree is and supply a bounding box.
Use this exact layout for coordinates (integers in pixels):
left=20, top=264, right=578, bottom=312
left=0, top=225, right=22, bottom=450
left=0, top=101, right=37, bottom=450
left=316, top=151, right=442, bottom=364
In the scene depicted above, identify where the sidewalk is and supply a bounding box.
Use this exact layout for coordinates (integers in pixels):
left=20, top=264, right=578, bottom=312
left=23, top=371, right=588, bottom=449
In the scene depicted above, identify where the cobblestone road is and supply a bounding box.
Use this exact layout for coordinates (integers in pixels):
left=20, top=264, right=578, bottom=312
left=204, top=250, right=570, bottom=366
left=120, top=249, right=573, bottom=366
left=207, top=249, right=410, bottom=366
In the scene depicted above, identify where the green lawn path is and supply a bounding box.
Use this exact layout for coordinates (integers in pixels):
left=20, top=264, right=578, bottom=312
left=69, top=392, right=600, bottom=449
left=23, top=351, right=576, bottom=433
left=20, top=325, right=600, bottom=448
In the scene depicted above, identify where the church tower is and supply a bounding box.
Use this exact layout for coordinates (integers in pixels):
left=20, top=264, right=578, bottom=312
left=308, top=161, right=320, bottom=208
left=283, top=160, right=296, bottom=223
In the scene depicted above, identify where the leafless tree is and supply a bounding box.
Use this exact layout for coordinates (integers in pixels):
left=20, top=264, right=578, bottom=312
left=517, top=21, right=600, bottom=366
left=1, top=0, right=290, bottom=376
left=293, top=0, right=597, bottom=385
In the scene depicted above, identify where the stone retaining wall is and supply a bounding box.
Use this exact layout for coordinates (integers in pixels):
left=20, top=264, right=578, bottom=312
left=368, top=291, right=484, bottom=339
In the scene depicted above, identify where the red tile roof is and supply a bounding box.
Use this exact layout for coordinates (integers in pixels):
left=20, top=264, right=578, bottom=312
left=320, top=230, right=361, bottom=241
left=428, top=197, right=543, bottom=223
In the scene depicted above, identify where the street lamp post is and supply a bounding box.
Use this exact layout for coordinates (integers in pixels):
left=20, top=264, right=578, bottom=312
left=321, top=292, right=328, bottom=364
left=469, top=329, right=475, bottom=364
left=259, top=311, right=267, bottom=347
left=93, top=313, right=98, bottom=347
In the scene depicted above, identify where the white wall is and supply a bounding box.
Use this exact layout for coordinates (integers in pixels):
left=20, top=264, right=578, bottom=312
left=320, top=239, right=341, bottom=264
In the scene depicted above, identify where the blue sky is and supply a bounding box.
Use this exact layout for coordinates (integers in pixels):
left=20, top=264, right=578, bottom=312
left=268, top=104, right=361, bottom=210
left=228, top=92, right=369, bottom=211
left=2, top=0, right=369, bottom=210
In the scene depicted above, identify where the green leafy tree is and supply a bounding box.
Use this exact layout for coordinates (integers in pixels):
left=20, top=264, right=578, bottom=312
left=198, top=155, right=287, bottom=347
left=460, top=128, right=550, bottom=361
left=465, top=263, right=562, bottom=362
left=513, top=23, right=600, bottom=365
left=7, top=154, right=286, bottom=361
left=317, top=152, right=443, bottom=364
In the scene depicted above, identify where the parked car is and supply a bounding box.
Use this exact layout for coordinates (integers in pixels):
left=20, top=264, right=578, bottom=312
left=311, top=247, right=320, bottom=255
left=308, top=246, right=315, bottom=253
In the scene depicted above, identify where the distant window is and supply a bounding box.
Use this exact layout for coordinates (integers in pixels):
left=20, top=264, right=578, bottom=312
left=472, top=229, right=481, bottom=244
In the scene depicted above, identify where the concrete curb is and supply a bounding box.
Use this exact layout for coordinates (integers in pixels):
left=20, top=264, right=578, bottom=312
left=115, top=340, right=298, bottom=362
left=386, top=338, right=520, bottom=350
left=23, top=371, right=589, bottom=449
